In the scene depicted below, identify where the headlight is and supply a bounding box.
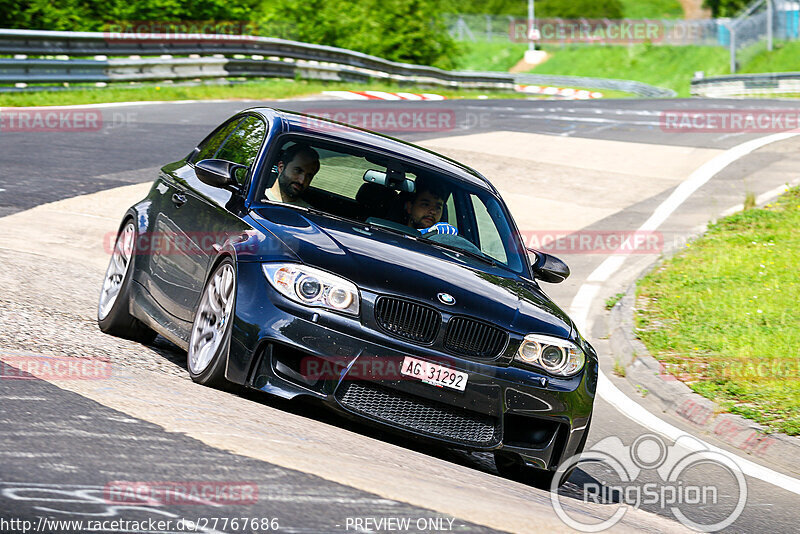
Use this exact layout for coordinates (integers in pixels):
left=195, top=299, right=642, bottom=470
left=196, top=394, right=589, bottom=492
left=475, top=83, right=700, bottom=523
left=263, top=263, right=360, bottom=316
left=515, top=334, right=585, bottom=376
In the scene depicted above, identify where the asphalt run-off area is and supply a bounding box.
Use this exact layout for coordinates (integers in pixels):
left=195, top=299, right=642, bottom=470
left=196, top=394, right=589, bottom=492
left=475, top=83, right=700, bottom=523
left=2, top=97, right=800, bottom=533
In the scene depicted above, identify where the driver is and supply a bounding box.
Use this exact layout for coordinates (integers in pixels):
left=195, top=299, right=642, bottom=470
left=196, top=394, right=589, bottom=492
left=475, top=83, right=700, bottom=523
left=266, top=144, right=320, bottom=208
left=405, top=178, right=458, bottom=235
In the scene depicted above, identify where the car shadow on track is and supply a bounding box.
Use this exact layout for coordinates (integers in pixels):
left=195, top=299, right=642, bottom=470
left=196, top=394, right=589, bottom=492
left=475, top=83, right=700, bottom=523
left=145, top=337, right=616, bottom=502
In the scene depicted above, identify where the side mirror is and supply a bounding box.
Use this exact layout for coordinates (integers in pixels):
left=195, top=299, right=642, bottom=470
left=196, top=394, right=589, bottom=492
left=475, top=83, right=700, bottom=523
left=528, top=248, right=570, bottom=284
left=195, top=159, right=246, bottom=192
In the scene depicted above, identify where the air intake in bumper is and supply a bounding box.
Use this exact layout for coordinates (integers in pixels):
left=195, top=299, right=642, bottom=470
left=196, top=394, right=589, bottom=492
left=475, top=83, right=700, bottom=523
left=335, top=381, right=500, bottom=447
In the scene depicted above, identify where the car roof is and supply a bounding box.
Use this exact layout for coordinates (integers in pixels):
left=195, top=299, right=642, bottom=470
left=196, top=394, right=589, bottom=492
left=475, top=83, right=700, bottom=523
left=246, top=107, right=499, bottom=194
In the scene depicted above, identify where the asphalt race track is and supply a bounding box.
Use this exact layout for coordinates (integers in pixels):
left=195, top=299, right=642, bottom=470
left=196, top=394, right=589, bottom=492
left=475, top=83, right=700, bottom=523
left=1, top=97, right=800, bottom=533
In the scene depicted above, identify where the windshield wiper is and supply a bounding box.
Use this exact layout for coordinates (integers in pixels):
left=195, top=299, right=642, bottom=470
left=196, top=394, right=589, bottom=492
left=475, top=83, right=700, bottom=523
left=302, top=206, right=368, bottom=227
left=363, top=219, right=420, bottom=239
left=419, top=238, right=497, bottom=267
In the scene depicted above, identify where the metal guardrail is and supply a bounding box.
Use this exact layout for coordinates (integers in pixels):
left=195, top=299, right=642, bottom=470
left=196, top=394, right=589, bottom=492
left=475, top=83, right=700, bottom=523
left=0, top=29, right=515, bottom=88
left=0, top=28, right=675, bottom=97
left=691, top=71, right=800, bottom=96
left=513, top=73, right=677, bottom=97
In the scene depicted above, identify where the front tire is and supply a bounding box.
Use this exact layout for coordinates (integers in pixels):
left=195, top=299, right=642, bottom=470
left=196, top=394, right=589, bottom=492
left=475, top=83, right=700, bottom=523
left=187, top=259, right=236, bottom=388
left=98, top=220, right=157, bottom=344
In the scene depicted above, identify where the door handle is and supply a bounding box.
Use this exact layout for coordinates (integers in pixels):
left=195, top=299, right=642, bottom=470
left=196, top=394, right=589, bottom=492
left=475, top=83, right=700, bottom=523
left=171, top=193, right=188, bottom=207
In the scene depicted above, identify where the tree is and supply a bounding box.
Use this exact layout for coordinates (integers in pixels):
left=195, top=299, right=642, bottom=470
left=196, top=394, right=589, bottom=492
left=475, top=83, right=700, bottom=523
left=703, top=0, right=750, bottom=17
left=258, top=0, right=458, bottom=68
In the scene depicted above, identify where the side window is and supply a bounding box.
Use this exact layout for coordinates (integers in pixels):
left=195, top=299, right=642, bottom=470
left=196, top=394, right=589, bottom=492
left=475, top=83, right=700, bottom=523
left=308, top=147, right=377, bottom=200
left=215, top=116, right=267, bottom=184
left=470, top=194, right=508, bottom=264
left=193, top=119, right=242, bottom=162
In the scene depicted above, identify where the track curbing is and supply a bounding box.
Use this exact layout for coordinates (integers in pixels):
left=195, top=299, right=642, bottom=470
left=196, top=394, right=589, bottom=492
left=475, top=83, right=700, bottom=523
left=607, top=281, right=800, bottom=478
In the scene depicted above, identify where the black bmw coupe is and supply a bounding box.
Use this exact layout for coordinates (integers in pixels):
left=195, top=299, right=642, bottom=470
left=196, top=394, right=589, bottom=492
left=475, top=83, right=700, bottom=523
left=98, top=108, right=597, bottom=488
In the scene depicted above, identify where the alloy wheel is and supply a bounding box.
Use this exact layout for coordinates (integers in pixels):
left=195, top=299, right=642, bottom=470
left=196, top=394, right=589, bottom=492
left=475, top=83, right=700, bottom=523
left=188, top=263, right=236, bottom=374
left=98, top=222, right=135, bottom=320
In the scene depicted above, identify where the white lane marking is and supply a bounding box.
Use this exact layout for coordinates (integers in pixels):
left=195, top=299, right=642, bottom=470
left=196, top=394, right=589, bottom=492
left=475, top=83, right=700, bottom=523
left=569, top=130, right=800, bottom=494
left=574, top=130, right=800, bottom=310
left=0, top=452, right=61, bottom=457
left=598, top=371, right=800, bottom=495
left=519, top=114, right=663, bottom=127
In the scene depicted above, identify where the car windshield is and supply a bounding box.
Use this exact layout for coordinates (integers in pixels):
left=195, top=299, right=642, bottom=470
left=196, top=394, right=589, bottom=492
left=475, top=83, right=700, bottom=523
left=254, top=136, right=527, bottom=275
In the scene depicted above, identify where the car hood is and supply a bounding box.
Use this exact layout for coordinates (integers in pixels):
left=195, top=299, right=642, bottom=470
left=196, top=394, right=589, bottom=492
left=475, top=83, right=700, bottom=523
left=250, top=206, right=573, bottom=338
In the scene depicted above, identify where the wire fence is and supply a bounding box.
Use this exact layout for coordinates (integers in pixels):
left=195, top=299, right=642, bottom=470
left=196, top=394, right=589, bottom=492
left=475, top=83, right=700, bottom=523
left=447, top=2, right=800, bottom=73
left=724, top=0, right=800, bottom=72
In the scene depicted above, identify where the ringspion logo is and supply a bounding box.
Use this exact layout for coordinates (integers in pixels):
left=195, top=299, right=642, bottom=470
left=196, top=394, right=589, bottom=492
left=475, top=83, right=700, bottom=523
left=551, top=434, right=747, bottom=531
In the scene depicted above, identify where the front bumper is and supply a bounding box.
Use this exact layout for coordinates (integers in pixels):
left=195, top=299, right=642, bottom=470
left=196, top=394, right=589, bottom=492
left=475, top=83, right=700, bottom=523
left=228, top=262, right=597, bottom=471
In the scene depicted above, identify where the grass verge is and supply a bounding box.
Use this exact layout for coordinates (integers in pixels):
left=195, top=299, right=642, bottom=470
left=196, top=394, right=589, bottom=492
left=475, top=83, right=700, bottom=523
left=636, top=187, right=800, bottom=435
left=454, top=41, right=529, bottom=71
left=740, top=40, right=800, bottom=74
left=619, top=0, right=684, bottom=19
left=530, top=44, right=730, bottom=97
left=0, top=77, right=635, bottom=107
left=0, top=79, right=543, bottom=107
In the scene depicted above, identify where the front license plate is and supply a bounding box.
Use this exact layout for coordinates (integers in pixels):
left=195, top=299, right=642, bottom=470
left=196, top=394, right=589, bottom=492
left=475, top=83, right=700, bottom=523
left=400, top=356, right=468, bottom=392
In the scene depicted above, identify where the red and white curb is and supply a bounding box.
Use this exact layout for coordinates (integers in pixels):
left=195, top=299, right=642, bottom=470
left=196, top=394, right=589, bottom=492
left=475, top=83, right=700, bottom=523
left=515, top=84, right=603, bottom=99
left=322, top=90, right=446, bottom=101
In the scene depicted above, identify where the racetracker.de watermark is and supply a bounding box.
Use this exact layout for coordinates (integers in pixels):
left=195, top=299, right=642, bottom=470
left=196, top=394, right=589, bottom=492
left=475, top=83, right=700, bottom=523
left=661, top=109, right=800, bottom=133
left=104, top=230, right=261, bottom=256
left=102, top=20, right=259, bottom=43
left=656, top=357, right=800, bottom=382
left=520, top=230, right=663, bottom=255
left=0, top=109, right=102, bottom=132
left=552, top=434, right=747, bottom=532
left=104, top=481, right=258, bottom=505
left=0, top=354, right=111, bottom=380
left=298, top=108, right=465, bottom=133
left=509, top=19, right=666, bottom=44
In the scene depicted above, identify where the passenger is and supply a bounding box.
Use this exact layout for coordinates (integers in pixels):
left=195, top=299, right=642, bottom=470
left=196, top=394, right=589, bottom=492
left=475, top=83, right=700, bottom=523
left=405, top=179, right=458, bottom=235
left=266, top=144, right=320, bottom=208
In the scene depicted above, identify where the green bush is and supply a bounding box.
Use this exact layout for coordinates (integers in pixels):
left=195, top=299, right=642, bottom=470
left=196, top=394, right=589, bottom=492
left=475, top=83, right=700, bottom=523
left=259, top=0, right=458, bottom=69
left=703, top=0, right=750, bottom=17
left=536, top=0, right=624, bottom=19
left=0, top=0, right=457, bottom=69
left=0, top=0, right=262, bottom=31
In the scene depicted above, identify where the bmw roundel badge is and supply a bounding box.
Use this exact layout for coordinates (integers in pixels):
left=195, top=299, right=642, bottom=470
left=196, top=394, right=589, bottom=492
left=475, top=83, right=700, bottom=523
left=437, top=292, right=455, bottom=305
